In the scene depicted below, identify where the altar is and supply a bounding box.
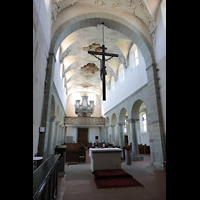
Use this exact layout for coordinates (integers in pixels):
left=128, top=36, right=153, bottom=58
left=89, top=148, right=123, bottom=172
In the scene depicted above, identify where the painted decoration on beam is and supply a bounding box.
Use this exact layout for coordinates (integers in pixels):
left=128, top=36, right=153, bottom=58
left=83, top=43, right=102, bottom=52
left=79, top=83, right=93, bottom=88
left=80, top=63, right=99, bottom=75
left=64, top=116, right=105, bottom=126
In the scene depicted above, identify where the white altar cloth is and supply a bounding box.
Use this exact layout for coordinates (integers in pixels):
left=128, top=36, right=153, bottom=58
left=89, top=148, right=123, bottom=172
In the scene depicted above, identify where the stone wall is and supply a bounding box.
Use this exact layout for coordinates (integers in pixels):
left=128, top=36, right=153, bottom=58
left=33, top=0, right=50, bottom=156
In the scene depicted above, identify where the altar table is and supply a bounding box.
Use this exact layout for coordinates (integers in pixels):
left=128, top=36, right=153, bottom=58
left=89, top=148, right=123, bottom=172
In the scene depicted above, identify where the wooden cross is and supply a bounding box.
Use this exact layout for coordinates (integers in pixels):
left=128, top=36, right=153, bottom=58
left=88, top=23, right=118, bottom=101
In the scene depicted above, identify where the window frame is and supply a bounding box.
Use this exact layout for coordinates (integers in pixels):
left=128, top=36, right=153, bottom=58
left=134, top=47, right=139, bottom=67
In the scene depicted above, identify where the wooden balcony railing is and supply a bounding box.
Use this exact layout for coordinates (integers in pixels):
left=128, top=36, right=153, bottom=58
left=33, top=154, right=60, bottom=200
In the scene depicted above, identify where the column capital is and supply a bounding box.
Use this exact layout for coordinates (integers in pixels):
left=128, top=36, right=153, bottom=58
left=128, top=118, right=139, bottom=123
left=110, top=125, right=116, bottom=127
left=50, top=116, right=56, bottom=122
left=117, top=122, right=125, bottom=126
left=54, top=121, right=60, bottom=125
left=49, top=52, right=56, bottom=62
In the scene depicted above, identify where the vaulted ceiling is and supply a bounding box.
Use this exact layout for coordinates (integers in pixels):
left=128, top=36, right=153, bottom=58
left=51, top=0, right=162, bottom=98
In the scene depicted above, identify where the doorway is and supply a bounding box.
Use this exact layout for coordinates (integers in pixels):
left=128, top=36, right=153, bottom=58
left=78, top=128, right=88, bottom=146
left=124, top=135, right=128, bottom=146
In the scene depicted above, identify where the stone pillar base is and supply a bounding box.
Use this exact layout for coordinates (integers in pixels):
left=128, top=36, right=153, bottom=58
left=131, top=154, right=144, bottom=161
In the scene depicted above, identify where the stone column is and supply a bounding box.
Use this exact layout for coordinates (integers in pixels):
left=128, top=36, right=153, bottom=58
left=105, top=126, right=109, bottom=143
left=57, top=124, right=62, bottom=146
left=39, top=53, right=56, bottom=158
left=115, top=125, right=119, bottom=146
left=98, top=127, right=102, bottom=143
left=110, top=125, right=115, bottom=145
left=47, top=116, right=56, bottom=156
left=108, top=126, right=111, bottom=143
left=100, top=126, right=106, bottom=143
left=52, top=121, right=60, bottom=153
left=128, top=118, right=143, bottom=161
left=64, top=127, right=68, bottom=143
left=146, top=64, right=166, bottom=167
left=117, top=122, right=125, bottom=148
left=61, top=125, right=65, bottom=144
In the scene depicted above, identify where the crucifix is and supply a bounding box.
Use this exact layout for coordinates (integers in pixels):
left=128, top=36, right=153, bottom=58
left=88, top=22, right=118, bottom=101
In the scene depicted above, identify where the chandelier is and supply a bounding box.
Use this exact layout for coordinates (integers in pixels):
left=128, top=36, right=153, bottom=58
left=75, top=96, right=94, bottom=117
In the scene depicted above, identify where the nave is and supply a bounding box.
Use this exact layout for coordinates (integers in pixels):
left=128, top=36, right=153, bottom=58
left=56, top=150, right=166, bottom=200
left=33, top=1, right=166, bottom=199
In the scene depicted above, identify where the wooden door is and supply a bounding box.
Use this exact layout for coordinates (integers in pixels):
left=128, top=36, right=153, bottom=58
left=124, top=135, right=128, bottom=145
left=78, top=128, right=88, bottom=146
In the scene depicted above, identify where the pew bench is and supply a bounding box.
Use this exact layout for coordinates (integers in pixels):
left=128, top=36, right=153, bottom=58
left=63, top=143, right=86, bottom=162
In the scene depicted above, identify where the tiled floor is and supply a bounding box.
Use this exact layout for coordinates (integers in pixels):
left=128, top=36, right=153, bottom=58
left=56, top=150, right=166, bottom=200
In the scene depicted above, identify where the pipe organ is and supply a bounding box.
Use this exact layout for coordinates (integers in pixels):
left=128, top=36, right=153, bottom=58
left=75, top=96, right=94, bottom=117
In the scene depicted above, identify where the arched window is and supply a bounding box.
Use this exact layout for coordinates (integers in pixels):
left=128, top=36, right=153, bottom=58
left=134, top=47, right=139, bottom=67
left=161, top=0, right=166, bottom=29
left=129, top=44, right=139, bottom=68
left=111, top=76, right=115, bottom=91
left=140, top=112, right=147, bottom=132
left=124, top=118, right=128, bottom=133
left=60, top=63, right=64, bottom=78
left=118, top=64, right=124, bottom=82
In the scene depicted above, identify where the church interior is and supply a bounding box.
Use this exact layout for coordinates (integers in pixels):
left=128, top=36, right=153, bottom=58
left=33, top=0, right=166, bottom=199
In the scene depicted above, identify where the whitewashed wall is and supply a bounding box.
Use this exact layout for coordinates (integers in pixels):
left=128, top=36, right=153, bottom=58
left=33, top=0, right=166, bottom=156
left=65, top=126, right=101, bottom=144
left=33, top=0, right=52, bottom=156
left=88, top=127, right=101, bottom=143
left=53, top=48, right=67, bottom=111
left=66, top=92, right=102, bottom=117
left=33, top=0, right=51, bottom=51
left=102, top=47, right=148, bottom=115
left=65, top=127, right=78, bottom=143
left=154, top=0, right=166, bottom=133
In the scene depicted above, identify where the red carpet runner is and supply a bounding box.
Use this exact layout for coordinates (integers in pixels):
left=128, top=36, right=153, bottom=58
left=93, top=169, right=144, bottom=189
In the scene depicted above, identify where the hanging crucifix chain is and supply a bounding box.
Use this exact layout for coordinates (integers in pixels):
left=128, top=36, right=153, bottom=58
left=88, top=22, right=118, bottom=101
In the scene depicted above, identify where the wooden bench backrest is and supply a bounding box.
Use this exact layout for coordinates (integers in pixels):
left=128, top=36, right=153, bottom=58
left=64, top=143, right=82, bottom=151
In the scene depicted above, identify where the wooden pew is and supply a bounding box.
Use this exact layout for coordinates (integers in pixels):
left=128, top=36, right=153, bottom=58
left=63, top=143, right=86, bottom=162
left=138, top=144, right=150, bottom=154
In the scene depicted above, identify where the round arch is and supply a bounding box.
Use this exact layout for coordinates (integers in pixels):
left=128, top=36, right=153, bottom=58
left=119, top=108, right=127, bottom=123
left=59, top=112, right=63, bottom=125
left=131, top=99, right=144, bottom=120
left=50, top=12, right=155, bottom=69
left=105, top=116, right=110, bottom=126
left=111, top=113, right=117, bottom=126
left=131, top=99, right=151, bottom=162
left=56, top=105, right=60, bottom=121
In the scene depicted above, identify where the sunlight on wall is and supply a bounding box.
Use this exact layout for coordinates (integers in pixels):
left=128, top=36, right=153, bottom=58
left=111, top=77, right=115, bottom=91
left=88, top=93, right=96, bottom=105
left=44, top=0, right=51, bottom=13
left=161, top=0, right=166, bottom=29
left=71, top=93, right=81, bottom=105
left=118, top=64, right=124, bottom=82
left=71, top=92, right=96, bottom=106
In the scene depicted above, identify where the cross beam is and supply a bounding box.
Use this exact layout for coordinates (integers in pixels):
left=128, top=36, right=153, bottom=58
left=88, top=45, right=118, bottom=101
left=88, top=22, right=118, bottom=101
left=88, top=50, right=119, bottom=59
